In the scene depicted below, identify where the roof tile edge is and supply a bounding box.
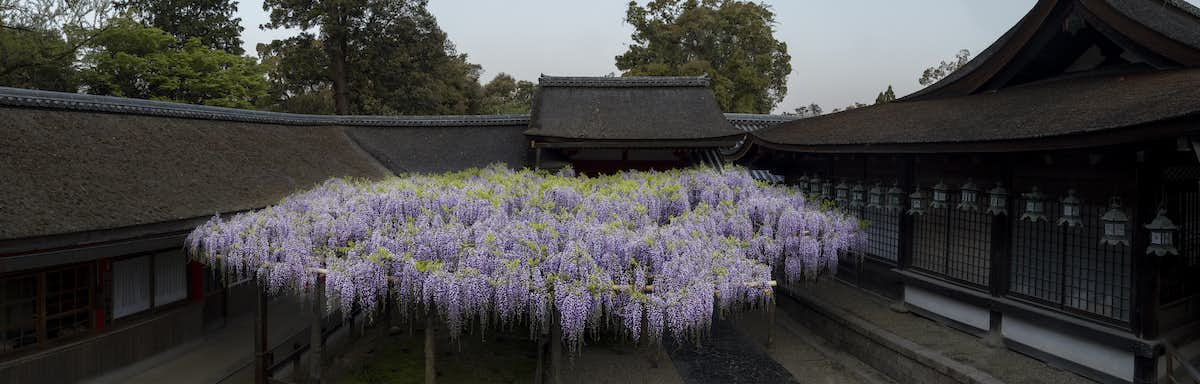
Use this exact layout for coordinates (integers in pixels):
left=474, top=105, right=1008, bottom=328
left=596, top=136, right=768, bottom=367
left=538, top=75, right=711, bottom=87
left=0, top=86, right=531, bottom=127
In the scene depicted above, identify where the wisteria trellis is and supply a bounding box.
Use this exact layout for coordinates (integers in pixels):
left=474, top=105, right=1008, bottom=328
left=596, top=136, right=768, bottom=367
left=187, top=165, right=860, bottom=351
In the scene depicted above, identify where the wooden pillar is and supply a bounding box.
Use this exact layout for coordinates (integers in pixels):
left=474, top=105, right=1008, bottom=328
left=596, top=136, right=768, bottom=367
left=310, top=277, right=326, bottom=383
left=766, top=294, right=776, bottom=349
left=254, top=282, right=269, bottom=384
left=425, top=309, right=436, bottom=384
left=549, top=312, right=562, bottom=384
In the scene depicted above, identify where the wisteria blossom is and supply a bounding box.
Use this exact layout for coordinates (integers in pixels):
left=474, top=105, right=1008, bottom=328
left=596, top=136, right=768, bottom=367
left=186, top=165, right=860, bottom=351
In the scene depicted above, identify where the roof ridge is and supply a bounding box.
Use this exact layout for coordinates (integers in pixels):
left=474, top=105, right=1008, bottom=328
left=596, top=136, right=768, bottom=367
left=0, top=87, right=531, bottom=127
left=538, top=75, right=711, bottom=87
left=723, top=113, right=801, bottom=122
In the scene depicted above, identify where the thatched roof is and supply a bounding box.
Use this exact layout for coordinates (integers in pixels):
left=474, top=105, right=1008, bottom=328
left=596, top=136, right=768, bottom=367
left=525, top=76, right=743, bottom=146
left=752, top=0, right=1200, bottom=153
left=908, top=0, right=1200, bottom=100
left=0, top=107, right=390, bottom=241
left=346, top=120, right=531, bottom=174
left=0, top=88, right=531, bottom=242
left=752, top=68, right=1200, bottom=151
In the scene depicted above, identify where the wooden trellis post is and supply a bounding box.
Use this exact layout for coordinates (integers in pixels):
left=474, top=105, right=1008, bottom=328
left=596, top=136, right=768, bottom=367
left=310, top=276, right=326, bottom=383
left=425, top=308, right=436, bottom=384
left=254, top=282, right=269, bottom=384
left=766, top=294, right=776, bottom=349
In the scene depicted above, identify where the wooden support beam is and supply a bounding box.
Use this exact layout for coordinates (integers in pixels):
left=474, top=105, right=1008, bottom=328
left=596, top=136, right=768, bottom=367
left=310, top=277, right=326, bottom=383
left=254, top=282, right=269, bottom=384
left=549, top=313, right=562, bottom=384
left=766, top=297, right=776, bottom=349
left=425, top=309, right=436, bottom=384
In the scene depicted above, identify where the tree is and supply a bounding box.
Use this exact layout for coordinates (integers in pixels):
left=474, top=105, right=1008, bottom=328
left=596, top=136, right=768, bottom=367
left=79, top=18, right=267, bottom=108
left=257, top=34, right=334, bottom=113
left=116, top=0, right=245, bottom=54
left=831, top=102, right=867, bottom=113
left=0, top=0, right=114, bottom=91
left=874, top=85, right=895, bottom=104
left=479, top=73, right=535, bottom=114
left=616, top=0, right=792, bottom=113
left=919, top=49, right=971, bottom=86
left=262, top=0, right=483, bottom=115
left=790, top=102, right=823, bottom=118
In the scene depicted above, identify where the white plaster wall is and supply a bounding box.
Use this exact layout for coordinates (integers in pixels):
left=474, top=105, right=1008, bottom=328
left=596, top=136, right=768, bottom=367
left=1003, top=315, right=1134, bottom=382
left=904, top=285, right=989, bottom=331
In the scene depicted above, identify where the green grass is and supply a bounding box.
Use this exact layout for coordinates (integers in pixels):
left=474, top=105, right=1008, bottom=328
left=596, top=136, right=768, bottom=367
left=338, top=330, right=539, bottom=384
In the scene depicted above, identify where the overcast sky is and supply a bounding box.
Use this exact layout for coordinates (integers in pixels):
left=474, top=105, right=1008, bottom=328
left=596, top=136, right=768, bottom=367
left=232, top=0, right=1195, bottom=114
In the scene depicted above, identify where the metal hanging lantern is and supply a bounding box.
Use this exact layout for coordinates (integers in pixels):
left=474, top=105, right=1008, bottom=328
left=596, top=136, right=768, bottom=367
left=907, top=186, right=927, bottom=216
left=850, top=182, right=866, bottom=209
left=1020, top=186, right=1048, bottom=222
left=958, top=179, right=980, bottom=211
left=835, top=180, right=850, bottom=205
left=886, top=182, right=905, bottom=212
left=1057, top=189, right=1083, bottom=227
left=1145, top=206, right=1179, bottom=256
left=1100, top=197, right=1130, bottom=246
left=986, top=182, right=1008, bottom=216
left=821, top=179, right=833, bottom=200
left=930, top=180, right=950, bottom=209
left=797, top=174, right=811, bottom=193
left=867, top=182, right=884, bottom=209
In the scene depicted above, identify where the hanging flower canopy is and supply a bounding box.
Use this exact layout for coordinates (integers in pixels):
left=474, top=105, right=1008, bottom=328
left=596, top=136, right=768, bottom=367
left=187, top=165, right=860, bottom=350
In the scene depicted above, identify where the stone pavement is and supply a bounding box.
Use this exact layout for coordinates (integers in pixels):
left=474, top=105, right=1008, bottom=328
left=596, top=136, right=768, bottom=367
left=82, top=294, right=310, bottom=384
left=782, top=280, right=1096, bottom=384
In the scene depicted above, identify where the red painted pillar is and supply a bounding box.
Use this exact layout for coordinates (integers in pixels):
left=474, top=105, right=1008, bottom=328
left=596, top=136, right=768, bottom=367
left=95, top=258, right=109, bottom=332
left=188, top=261, right=204, bottom=301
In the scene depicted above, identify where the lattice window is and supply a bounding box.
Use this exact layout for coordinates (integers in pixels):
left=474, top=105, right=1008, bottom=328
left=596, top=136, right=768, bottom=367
left=911, top=193, right=992, bottom=288
left=1178, top=191, right=1200, bottom=267
left=911, top=206, right=949, bottom=275
left=1, top=263, right=94, bottom=356
left=1010, top=199, right=1131, bottom=323
left=862, top=205, right=900, bottom=262
left=1160, top=188, right=1199, bottom=305
left=44, top=265, right=93, bottom=341
left=1, top=274, right=38, bottom=354
left=947, top=206, right=992, bottom=286
left=1010, top=207, right=1063, bottom=304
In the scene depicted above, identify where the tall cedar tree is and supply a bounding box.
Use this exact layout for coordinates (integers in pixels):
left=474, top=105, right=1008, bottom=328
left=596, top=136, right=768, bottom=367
left=616, top=0, right=792, bottom=113
left=261, top=0, right=481, bottom=115
left=116, top=0, right=245, bottom=54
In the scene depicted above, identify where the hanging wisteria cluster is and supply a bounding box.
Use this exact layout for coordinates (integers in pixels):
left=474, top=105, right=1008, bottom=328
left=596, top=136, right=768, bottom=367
left=187, top=165, right=860, bottom=349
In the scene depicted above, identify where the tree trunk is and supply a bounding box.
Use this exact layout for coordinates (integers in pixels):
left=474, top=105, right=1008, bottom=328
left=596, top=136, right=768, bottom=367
left=326, top=5, right=351, bottom=115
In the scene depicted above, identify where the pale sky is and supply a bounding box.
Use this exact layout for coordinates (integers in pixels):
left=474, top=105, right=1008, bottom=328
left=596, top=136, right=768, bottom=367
left=232, top=0, right=1197, bottom=114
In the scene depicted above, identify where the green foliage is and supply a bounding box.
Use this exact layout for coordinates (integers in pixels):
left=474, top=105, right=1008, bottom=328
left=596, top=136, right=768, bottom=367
left=616, top=0, right=792, bottom=113
left=479, top=73, right=534, bottom=114
left=0, top=26, right=77, bottom=90
left=919, top=49, right=971, bottom=86
left=0, top=0, right=115, bottom=91
left=256, top=34, right=334, bottom=113
left=79, top=18, right=267, bottom=108
left=117, top=0, right=245, bottom=54
left=790, top=103, right=822, bottom=118
left=874, top=85, right=895, bottom=104
left=260, top=0, right=484, bottom=115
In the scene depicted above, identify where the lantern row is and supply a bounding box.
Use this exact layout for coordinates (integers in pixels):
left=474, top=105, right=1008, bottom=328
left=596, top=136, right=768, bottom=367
left=795, top=175, right=1179, bottom=256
